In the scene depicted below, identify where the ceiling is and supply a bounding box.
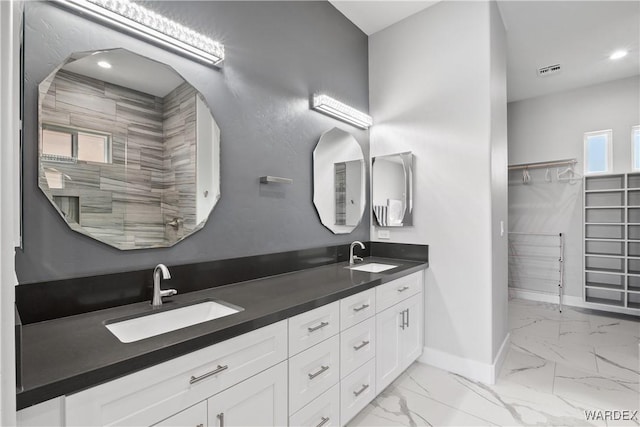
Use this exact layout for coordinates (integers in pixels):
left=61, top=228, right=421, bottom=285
left=329, top=1, right=439, bottom=35
left=498, top=1, right=640, bottom=102
left=330, top=0, right=640, bottom=102
left=63, top=49, right=184, bottom=98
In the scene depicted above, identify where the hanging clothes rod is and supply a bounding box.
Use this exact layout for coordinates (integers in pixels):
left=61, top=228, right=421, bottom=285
left=508, top=158, right=577, bottom=171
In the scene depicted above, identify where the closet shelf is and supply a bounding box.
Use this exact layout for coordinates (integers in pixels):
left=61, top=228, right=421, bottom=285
left=585, top=297, right=625, bottom=307
left=584, top=173, right=640, bottom=314
left=585, top=189, right=625, bottom=193
left=584, top=267, right=625, bottom=274
left=585, top=282, right=624, bottom=291
left=585, top=253, right=625, bottom=258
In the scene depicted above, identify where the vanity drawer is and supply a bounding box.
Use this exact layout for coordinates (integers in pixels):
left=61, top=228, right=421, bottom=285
left=153, top=401, right=206, bottom=427
left=340, top=288, right=375, bottom=331
left=289, top=301, right=340, bottom=356
left=289, top=334, right=340, bottom=415
left=340, top=358, right=376, bottom=426
left=289, top=383, right=340, bottom=427
left=65, top=320, right=287, bottom=426
left=376, top=271, right=423, bottom=313
left=340, top=316, right=375, bottom=379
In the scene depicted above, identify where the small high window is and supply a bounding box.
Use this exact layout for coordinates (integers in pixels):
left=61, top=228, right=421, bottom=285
left=42, top=125, right=111, bottom=164
left=632, top=126, right=640, bottom=171
left=584, top=130, right=612, bottom=175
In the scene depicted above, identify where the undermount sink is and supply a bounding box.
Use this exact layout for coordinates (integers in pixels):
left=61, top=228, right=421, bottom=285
left=105, top=300, right=243, bottom=343
left=348, top=262, right=397, bottom=273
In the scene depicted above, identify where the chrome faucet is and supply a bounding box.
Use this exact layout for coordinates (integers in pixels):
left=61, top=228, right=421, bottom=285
left=349, top=241, right=365, bottom=266
left=152, top=264, right=177, bottom=307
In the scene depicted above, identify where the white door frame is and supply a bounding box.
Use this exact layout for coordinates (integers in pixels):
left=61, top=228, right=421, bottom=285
left=0, top=0, right=22, bottom=424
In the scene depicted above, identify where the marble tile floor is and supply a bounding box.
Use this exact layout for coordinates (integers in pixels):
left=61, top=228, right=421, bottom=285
left=349, top=298, right=639, bottom=427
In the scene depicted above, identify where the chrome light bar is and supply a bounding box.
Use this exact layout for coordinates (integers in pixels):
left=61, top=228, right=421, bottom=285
left=312, top=94, right=373, bottom=129
left=55, top=0, right=224, bottom=66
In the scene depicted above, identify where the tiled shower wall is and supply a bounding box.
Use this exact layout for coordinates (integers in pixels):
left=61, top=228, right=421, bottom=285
left=39, top=70, right=197, bottom=249
left=162, top=82, right=198, bottom=243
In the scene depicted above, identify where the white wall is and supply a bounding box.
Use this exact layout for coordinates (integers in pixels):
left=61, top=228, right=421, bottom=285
left=0, top=0, right=21, bottom=424
left=369, top=0, right=508, bottom=380
left=489, top=1, right=509, bottom=361
left=508, top=76, right=640, bottom=298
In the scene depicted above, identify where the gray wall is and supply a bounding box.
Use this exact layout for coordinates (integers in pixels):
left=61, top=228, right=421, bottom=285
left=508, top=76, right=640, bottom=298
left=17, top=1, right=369, bottom=284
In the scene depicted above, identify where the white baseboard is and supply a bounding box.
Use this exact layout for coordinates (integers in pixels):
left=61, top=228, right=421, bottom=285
left=417, top=333, right=510, bottom=385
left=508, top=288, right=586, bottom=308
left=509, top=288, right=640, bottom=317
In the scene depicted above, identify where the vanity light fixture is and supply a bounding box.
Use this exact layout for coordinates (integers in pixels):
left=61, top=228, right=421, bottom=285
left=55, top=0, right=225, bottom=66
left=609, top=49, right=628, bottom=60
left=311, top=94, right=373, bottom=129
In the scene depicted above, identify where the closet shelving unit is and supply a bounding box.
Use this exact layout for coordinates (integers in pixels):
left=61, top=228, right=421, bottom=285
left=584, top=172, right=640, bottom=314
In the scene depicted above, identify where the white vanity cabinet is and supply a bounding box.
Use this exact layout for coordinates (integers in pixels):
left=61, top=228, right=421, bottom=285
left=206, top=361, right=288, bottom=427
left=65, top=320, right=288, bottom=426
left=153, top=362, right=287, bottom=427
left=375, top=291, right=423, bottom=394
left=19, top=269, right=426, bottom=427
left=153, top=402, right=207, bottom=427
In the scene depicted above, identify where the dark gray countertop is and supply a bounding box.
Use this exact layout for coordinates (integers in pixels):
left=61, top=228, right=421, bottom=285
left=17, top=257, right=426, bottom=409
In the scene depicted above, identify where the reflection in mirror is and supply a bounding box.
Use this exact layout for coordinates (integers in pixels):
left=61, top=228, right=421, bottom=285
left=372, top=152, right=413, bottom=227
left=313, top=128, right=365, bottom=234
left=38, top=48, right=220, bottom=249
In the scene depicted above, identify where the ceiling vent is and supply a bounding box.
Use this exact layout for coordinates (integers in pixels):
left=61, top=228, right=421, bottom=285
left=537, top=64, right=561, bottom=77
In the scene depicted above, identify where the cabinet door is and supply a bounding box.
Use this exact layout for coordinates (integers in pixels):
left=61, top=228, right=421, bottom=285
left=207, top=361, right=287, bottom=427
left=400, top=293, right=423, bottom=371
left=154, top=401, right=207, bottom=427
left=375, top=304, right=403, bottom=394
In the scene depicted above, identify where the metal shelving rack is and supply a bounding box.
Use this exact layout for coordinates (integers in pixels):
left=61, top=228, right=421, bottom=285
left=583, top=173, right=640, bottom=315
left=508, top=232, right=565, bottom=312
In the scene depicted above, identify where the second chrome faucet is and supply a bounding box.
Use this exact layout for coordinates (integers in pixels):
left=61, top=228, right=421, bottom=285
left=152, top=264, right=177, bottom=307
left=349, top=241, right=365, bottom=266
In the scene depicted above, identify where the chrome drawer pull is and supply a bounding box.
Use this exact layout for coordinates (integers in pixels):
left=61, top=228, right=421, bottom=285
left=353, top=384, right=369, bottom=396
left=316, top=417, right=330, bottom=427
left=353, top=303, right=370, bottom=312
left=190, top=364, right=228, bottom=384
left=400, top=309, right=406, bottom=330
left=217, top=412, right=224, bottom=427
left=308, top=365, right=330, bottom=379
left=308, top=321, right=329, bottom=333
left=353, top=340, right=370, bottom=351
left=406, top=308, right=410, bottom=328
left=397, top=286, right=410, bottom=293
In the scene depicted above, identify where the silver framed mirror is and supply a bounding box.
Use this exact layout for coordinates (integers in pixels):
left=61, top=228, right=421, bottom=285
left=38, top=48, right=221, bottom=249
left=313, top=128, right=365, bottom=234
left=372, top=152, right=413, bottom=227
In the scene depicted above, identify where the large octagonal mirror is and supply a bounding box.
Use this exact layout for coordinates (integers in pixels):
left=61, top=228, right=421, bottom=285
left=313, top=128, right=365, bottom=234
left=38, top=48, right=220, bottom=249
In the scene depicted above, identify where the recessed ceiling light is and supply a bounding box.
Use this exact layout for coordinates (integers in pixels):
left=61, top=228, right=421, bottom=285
left=609, top=50, right=628, bottom=60
left=97, top=61, right=112, bottom=69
